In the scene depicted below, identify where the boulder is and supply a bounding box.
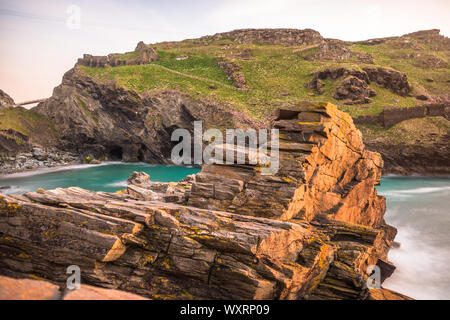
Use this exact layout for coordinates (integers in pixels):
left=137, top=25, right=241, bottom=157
left=127, top=171, right=151, bottom=185
left=333, top=76, right=376, bottom=104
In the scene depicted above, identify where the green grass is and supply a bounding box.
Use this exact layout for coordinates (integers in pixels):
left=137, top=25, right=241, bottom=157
left=80, top=36, right=449, bottom=121
left=0, top=107, right=48, bottom=135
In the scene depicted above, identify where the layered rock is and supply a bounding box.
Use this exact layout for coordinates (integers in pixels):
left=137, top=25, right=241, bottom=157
left=0, top=102, right=405, bottom=299
left=189, top=102, right=386, bottom=228
left=333, top=76, right=376, bottom=105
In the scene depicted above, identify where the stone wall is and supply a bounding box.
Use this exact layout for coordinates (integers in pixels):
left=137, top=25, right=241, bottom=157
left=354, top=103, right=450, bottom=128
left=77, top=41, right=158, bottom=68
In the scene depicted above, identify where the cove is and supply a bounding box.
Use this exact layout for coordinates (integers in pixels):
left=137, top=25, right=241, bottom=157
left=0, top=162, right=201, bottom=195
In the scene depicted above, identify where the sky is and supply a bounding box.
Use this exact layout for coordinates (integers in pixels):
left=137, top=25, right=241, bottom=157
left=1, top=0, right=449, bottom=103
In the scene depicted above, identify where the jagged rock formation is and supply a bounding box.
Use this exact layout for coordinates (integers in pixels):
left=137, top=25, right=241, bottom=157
left=0, top=90, right=14, bottom=108
left=306, top=67, right=411, bottom=99
left=309, top=39, right=374, bottom=63
left=333, top=76, right=376, bottom=104
left=33, top=67, right=240, bottom=162
left=205, top=28, right=324, bottom=46
left=0, top=102, right=405, bottom=300
left=362, top=67, right=411, bottom=96
left=77, top=41, right=158, bottom=68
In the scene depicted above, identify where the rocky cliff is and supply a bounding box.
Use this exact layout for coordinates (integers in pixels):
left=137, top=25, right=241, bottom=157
left=33, top=67, right=243, bottom=162
left=0, top=102, right=407, bottom=300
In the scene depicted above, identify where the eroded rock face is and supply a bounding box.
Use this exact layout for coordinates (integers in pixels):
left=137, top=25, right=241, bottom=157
left=189, top=102, right=386, bottom=228
left=218, top=61, right=247, bottom=89
left=0, top=102, right=406, bottom=300
left=310, top=40, right=373, bottom=63
left=333, top=76, right=376, bottom=105
left=33, top=67, right=239, bottom=162
left=306, top=67, right=411, bottom=99
left=207, top=28, right=324, bottom=46
left=362, top=67, right=411, bottom=96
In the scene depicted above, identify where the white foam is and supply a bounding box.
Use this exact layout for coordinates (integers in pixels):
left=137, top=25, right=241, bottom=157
left=383, top=226, right=450, bottom=300
left=380, top=186, right=450, bottom=197
left=0, top=161, right=122, bottom=179
left=106, top=180, right=128, bottom=187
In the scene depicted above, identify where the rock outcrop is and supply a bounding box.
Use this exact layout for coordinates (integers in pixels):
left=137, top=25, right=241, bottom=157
left=77, top=41, right=158, bottom=68
left=205, top=28, right=324, bottom=46
left=0, top=102, right=406, bottom=300
left=33, top=67, right=240, bottom=163
left=306, top=67, right=411, bottom=99
left=333, top=76, right=376, bottom=104
left=309, top=39, right=374, bottom=63
left=0, top=90, right=14, bottom=108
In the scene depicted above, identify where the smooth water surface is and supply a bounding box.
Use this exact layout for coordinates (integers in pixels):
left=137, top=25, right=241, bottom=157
left=0, top=162, right=201, bottom=194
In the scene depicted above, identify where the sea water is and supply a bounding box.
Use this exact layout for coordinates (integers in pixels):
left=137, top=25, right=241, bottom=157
left=0, top=164, right=448, bottom=299
left=0, top=162, right=200, bottom=194
left=378, top=176, right=450, bottom=300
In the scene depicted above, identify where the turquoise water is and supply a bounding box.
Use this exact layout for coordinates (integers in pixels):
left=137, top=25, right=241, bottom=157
left=377, top=177, right=450, bottom=300
left=1, top=164, right=449, bottom=299
left=0, top=162, right=200, bottom=194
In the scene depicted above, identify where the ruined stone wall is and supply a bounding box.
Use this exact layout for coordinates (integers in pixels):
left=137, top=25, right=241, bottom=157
left=77, top=41, right=158, bottom=68
left=354, top=103, right=450, bottom=128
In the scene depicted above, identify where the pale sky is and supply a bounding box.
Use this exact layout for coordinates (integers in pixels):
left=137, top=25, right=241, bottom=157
left=1, top=0, right=449, bottom=102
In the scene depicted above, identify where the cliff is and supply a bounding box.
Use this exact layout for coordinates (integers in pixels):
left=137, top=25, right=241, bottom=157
left=33, top=67, right=245, bottom=162
left=0, top=102, right=407, bottom=300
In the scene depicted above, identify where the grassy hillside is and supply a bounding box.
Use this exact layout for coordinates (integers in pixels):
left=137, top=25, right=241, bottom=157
left=0, top=107, right=56, bottom=152
left=81, top=30, right=449, bottom=121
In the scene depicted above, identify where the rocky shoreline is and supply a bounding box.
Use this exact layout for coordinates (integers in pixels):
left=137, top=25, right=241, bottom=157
left=0, top=147, right=80, bottom=175
left=0, top=102, right=410, bottom=300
